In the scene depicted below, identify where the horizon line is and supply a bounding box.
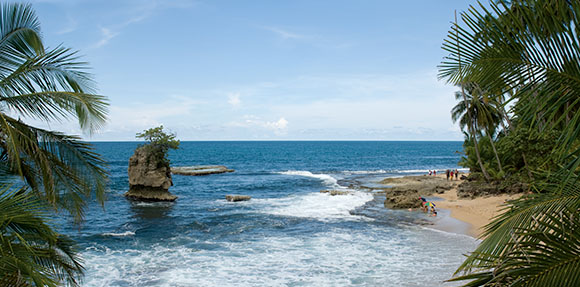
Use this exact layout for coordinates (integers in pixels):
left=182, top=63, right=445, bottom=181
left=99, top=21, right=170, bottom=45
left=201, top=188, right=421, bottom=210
left=88, top=139, right=464, bottom=142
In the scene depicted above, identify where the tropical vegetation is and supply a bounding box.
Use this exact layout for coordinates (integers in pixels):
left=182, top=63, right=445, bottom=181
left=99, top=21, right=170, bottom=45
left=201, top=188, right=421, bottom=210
left=440, top=0, right=580, bottom=285
left=136, top=125, right=180, bottom=166
left=0, top=3, right=108, bottom=286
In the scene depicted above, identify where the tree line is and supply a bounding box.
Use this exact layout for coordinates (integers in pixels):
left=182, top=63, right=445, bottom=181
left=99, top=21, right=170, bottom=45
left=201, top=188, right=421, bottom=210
left=440, top=0, right=580, bottom=285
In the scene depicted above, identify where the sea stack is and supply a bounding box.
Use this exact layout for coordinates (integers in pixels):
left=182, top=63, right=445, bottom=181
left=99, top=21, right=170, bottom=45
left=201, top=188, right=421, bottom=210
left=125, top=145, right=177, bottom=201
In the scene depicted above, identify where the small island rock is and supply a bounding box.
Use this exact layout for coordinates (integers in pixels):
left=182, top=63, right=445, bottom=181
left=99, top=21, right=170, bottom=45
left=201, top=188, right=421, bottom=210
left=125, top=146, right=177, bottom=201
left=172, top=165, right=234, bottom=176
left=320, top=190, right=350, bottom=196
left=226, top=195, right=251, bottom=202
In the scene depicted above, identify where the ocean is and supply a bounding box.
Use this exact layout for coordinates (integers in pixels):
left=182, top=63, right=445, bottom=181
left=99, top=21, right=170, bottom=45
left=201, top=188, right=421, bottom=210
left=59, top=141, right=478, bottom=286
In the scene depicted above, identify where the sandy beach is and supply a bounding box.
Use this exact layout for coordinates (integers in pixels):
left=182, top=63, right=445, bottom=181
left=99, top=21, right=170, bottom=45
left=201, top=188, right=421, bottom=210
left=381, top=173, right=523, bottom=238
left=434, top=175, right=522, bottom=238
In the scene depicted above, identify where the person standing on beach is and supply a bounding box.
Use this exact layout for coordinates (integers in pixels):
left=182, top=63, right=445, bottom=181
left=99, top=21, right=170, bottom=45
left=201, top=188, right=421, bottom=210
left=450, top=170, right=454, bottom=180
left=455, top=169, right=459, bottom=180
left=446, top=169, right=450, bottom=180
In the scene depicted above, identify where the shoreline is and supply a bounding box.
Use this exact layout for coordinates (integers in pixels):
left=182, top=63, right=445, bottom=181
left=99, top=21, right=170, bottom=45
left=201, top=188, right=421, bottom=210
left=377, top=173, right=521, bottom=238
left=434, top=178, right=522, bottom=237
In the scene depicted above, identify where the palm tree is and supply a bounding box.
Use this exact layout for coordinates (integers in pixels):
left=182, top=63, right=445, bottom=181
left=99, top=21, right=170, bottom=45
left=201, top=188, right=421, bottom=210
left=440, top=0, right=580, bottom=285
left=0, top=3, right=108, bottom=219
left=0, top=3, right=108, bottom=286
left=451, top=83, right=504, bottom=179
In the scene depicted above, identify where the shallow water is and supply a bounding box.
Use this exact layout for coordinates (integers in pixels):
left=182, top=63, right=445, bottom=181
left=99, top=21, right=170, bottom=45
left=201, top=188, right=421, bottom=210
left=58, top=141, right=478, bottom=286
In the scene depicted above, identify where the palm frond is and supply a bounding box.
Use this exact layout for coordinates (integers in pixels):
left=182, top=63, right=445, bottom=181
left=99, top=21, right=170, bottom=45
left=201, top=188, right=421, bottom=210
left=0, top=46, right=107, bottom=133
left=0, top=185, right=84, bottom=286
left=0, top=113, right=108, bottom=221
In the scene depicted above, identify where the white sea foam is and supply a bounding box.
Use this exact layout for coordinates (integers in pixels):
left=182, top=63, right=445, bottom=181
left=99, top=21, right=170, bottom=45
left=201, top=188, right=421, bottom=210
left=101, top=231, right=135, bottom=237
left=341, top=169, right=388, bottom=175
left=81, top=225, right=479, bottom=287
left=258, top=190, right=374, bottom=221
left=277, top=170, right=341, bottom=187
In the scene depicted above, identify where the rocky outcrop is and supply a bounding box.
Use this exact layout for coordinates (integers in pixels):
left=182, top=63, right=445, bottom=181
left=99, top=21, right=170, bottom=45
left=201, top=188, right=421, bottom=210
left=320, top=190, right=350, bottom=196
left=384, top=190, right=422, bottom=209
left=172, top=165, right=234, bottom=176
left=456, top=180, right=528, bottom=198
left=380, top=176, right=455, bottom=209
left=125, top=146, right=177, bottom=201
left=226, top=195, right=251, bottom=202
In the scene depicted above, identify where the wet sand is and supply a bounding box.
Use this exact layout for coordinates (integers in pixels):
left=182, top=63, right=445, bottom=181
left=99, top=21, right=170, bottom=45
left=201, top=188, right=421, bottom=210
left=434, top=178, right=522, bottom=238
left=393, top=173, right=522, bottom=238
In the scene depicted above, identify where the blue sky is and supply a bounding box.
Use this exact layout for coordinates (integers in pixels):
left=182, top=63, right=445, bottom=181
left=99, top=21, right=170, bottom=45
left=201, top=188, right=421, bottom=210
left=27, top=0, right=479, bottom=141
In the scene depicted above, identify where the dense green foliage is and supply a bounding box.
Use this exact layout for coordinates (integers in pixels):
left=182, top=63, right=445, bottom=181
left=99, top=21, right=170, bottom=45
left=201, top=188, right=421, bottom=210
left=136, top=125, right=180, bottom=166
left=440, top=0, right=580, bottom=285
left=0, top=3, right=109, bottom=286
left=0, top=187, right=84, bottom=287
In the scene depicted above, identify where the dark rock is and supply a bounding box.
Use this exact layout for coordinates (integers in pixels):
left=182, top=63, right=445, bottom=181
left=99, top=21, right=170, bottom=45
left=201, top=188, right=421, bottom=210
left=384, top=189, right=422, bottom=209
left=379, top=176, right=454, bottom=209
left=226, top=195, right=251, bottom=202
left=172, top=165, right=234, bottom=176
left=320, top=190, right=350, bottom=196
left=456, top=180, right=528, bottom=198
left=125, top=146, right=177, bottom=201
left=125, top=185, right=177, bottom=201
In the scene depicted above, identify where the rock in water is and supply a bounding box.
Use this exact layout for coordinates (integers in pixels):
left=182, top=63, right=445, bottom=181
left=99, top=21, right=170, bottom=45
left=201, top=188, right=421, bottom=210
left=320, top=190, right=350, bottom=196
left=125, top=146, right=177, bottom=201
left=172, top=165, right=234, bottom=176
left=226, top=195, right=251, bottom=202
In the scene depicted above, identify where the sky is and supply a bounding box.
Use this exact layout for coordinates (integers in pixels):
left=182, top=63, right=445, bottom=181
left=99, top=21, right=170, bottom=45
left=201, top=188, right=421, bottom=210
left=25, top=0, right=480, bottom=141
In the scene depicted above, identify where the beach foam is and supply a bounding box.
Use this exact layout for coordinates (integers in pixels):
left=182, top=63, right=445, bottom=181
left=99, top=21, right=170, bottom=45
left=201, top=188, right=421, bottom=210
left=258, top=190, right=374, bottom=221
left=101, top=231, right=136, bottom=237
left=81, top=224, right=477, bottom=287
left=277, top=170, right=341, bottom=187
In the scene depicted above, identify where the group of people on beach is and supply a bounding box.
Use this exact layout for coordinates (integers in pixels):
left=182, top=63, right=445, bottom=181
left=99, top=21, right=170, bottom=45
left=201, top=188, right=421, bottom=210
left=419, top=196, right=437, bottom=216
left=446, top=169, right=459, bottom=180
left=427, top=169, right=460, bottom=180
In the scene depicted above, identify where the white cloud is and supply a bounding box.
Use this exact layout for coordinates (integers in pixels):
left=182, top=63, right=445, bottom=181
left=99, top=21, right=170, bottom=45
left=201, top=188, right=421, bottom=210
left=91, top=0, right=197, bottom=48
left=226, top=115, right=289, bottom=136
left=264, top=117, right=289, bottom=135
left=227, top=93, right=241, bottom=107
left=263, top=26, right=305, bottom=40
left=95, top=27, right=119, bottom=48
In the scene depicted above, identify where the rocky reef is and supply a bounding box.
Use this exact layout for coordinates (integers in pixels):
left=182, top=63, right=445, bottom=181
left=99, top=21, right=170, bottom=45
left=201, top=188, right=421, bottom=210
left=456, top=174, right=528, bottom=198
left=320, top=189, right=351, bottom=196
left=172, top=165, right=234, bottom=176
left=379, top=176, right=454, bottom=209
left=226, top=195, right=251, bottom=202
left=125, top=146, right=177, bottom=201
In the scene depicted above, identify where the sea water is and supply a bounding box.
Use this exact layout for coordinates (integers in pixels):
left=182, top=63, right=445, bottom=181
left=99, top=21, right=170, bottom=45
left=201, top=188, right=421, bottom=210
left=58, top=141, right=478, bottom=286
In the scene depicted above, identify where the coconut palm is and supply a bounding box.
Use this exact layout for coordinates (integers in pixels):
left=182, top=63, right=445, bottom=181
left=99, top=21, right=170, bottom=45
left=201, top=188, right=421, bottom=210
left=451, top=83, right=504, bottom=179
left=0, top=3, right=108, bottom=286
left=440, top=0, right=580, bottom=285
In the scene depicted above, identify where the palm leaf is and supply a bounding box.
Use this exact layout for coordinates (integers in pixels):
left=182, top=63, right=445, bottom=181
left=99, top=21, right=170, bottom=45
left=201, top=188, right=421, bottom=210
left=0, top=185, right=84, bottom=286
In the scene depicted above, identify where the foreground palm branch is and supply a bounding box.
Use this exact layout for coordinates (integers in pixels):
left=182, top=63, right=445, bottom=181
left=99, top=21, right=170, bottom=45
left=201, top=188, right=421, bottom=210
left=439, top=0, right=580, bottom=285
left=0, top=186, right=84, bottom=287
left=0, top=2, right=108, bottom=220
left=0, top=2, right=109, bottom=286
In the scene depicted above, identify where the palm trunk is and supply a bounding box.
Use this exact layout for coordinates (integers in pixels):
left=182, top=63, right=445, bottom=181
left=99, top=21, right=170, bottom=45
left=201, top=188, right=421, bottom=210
left=470, top=123, right=491, bottom=181
left=497, top=95, right=511, bottom=134
left=485, top=127, right=503, bottom=176
left=455, top=11, right=490, bottom=182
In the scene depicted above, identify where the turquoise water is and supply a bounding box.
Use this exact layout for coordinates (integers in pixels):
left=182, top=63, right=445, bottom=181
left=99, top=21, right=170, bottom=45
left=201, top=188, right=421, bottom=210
left=60, top=141, right=477, bottom=286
